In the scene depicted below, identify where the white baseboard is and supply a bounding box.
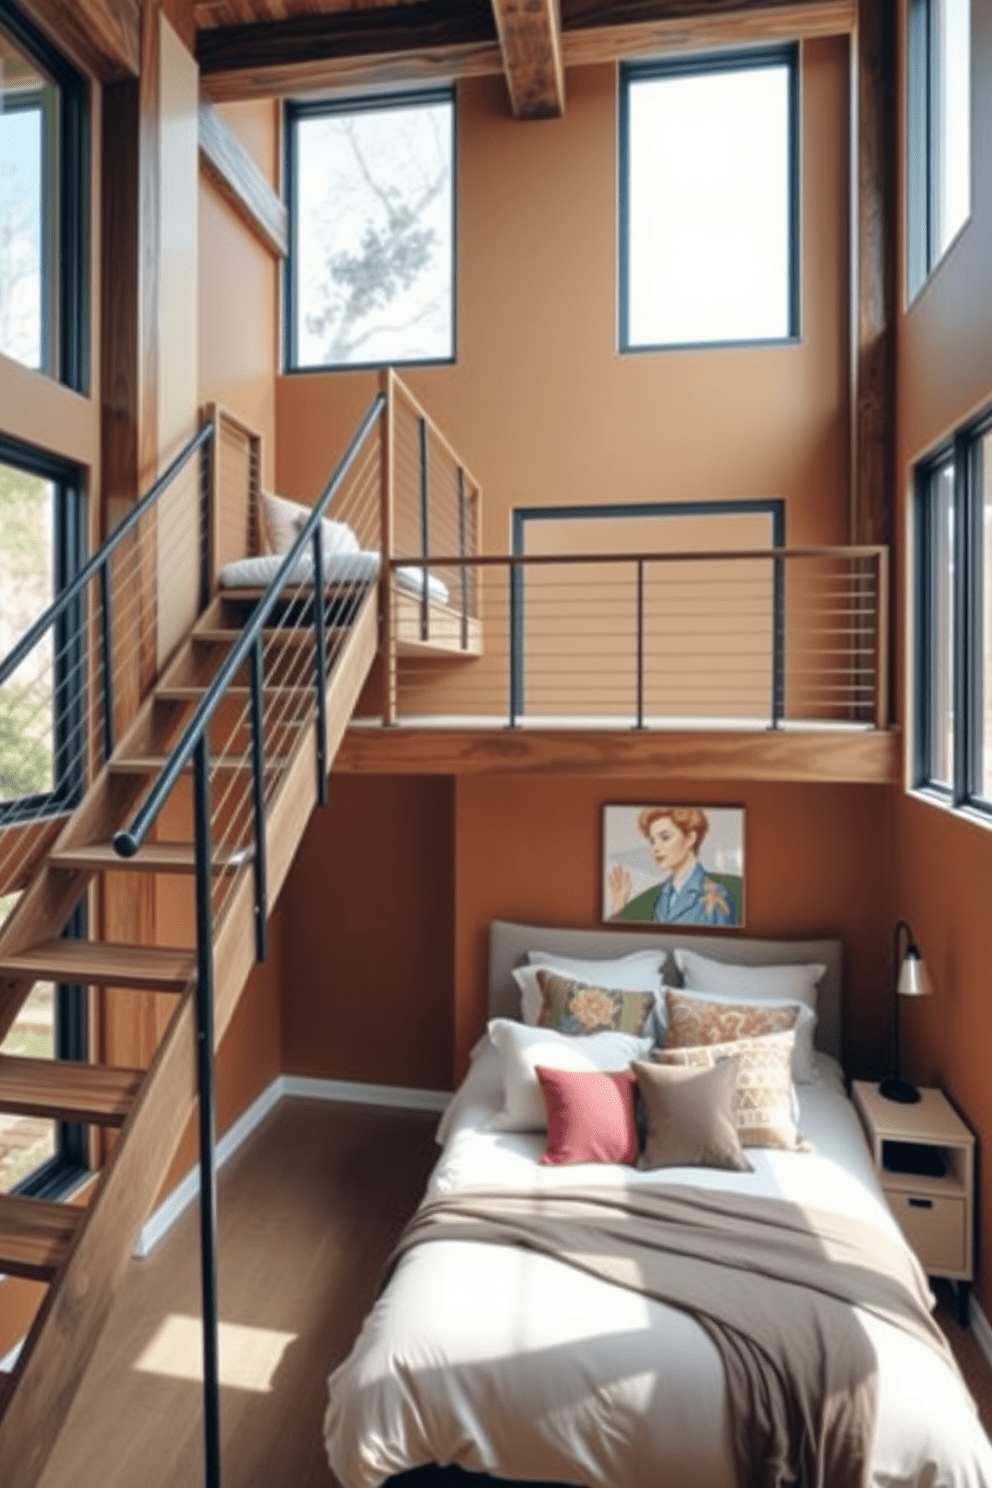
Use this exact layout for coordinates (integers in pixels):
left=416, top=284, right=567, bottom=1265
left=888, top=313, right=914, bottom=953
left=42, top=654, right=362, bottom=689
left=133, top=1074, right=450, bottom=1258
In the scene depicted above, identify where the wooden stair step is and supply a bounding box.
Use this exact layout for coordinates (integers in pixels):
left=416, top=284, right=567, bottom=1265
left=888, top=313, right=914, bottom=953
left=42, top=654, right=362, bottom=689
left=156, top=684, right=322, bottom=703
left=193, top=627, right=346, bottom=648
left=50, top=842, right=252, bottom=875
left=108, top=753, right=291, bottom=776
left=0, top=1053, right=143, bottom=1126
left=0, top=940, right=195, bottom=992
left=0, top=1193, right=82, bottom=1281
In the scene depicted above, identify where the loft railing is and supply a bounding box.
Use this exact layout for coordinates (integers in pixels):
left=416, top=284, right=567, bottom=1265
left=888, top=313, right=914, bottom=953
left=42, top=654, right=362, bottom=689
left=383, top=544, right=890, bottom=732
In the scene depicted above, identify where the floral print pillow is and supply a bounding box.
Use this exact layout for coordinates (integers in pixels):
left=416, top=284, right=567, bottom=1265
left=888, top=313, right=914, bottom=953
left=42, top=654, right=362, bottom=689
left=536, top=970, right=657, bottom=1038
left=664, top=988, right=800, bottom=1049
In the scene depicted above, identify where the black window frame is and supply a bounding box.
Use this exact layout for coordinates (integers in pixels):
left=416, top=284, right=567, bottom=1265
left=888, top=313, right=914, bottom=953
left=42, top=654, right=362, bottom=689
left=283, top=85, right=457, bottom=376
left=914, top=408, right=991, bottom=818
left=0, top=0, right=89, bottom=391
left=0, top=432, right=87, bottom=828
left=618, top=44, right=801, bottom=356
left=907, top=0, right=971, bottom=301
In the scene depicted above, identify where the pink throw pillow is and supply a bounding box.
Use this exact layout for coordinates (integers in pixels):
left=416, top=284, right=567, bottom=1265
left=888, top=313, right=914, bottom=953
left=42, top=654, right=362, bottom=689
left=536, top=1065, right=639, bottom=1167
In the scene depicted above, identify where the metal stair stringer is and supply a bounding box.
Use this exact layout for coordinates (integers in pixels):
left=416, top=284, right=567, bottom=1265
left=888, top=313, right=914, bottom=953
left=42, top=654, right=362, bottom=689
left=0, top=582, right=380, bottom=1488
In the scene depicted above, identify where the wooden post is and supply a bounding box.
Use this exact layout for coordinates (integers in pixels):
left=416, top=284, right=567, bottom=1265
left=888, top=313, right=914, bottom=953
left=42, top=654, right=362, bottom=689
left=379, top=368, right=396, bottom=725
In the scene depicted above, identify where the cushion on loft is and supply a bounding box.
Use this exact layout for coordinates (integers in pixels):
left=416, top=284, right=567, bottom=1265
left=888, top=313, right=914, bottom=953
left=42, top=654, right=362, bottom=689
left=395, top=565, right=450, bottom=605
left=633, top=1059, right=752, bottom=1172
left=292, top=505, right=361, bottom=556
left=652, top=1029, right=810, bottom=1152
left=535, top=969, right=657, bottom=1039
left=218, top=551, right=380, bottom=590
left=486, top=1017, right=652, bottom=1133
left=536, top=1065, right=639, bottom=1167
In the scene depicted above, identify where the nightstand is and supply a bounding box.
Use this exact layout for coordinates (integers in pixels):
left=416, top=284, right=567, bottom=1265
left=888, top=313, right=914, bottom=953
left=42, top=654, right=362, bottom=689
left=852, top=1080, right=975, bottom=1326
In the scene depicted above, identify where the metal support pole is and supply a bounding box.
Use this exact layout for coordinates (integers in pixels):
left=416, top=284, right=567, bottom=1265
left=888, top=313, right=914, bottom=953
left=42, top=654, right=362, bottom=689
left=634, top=559, right=645, bottom=730
left=508, top=561, right=521, bottom=727
left=98, top=559, right=114, bottom=764
left=192, top=735, right=222, bottom=1488
left=457, top=468, right=468, bottom=652
left=313, top=523, right=329, bottom=806
left=771, top=553, right=785, bottom=729
left=249, top=636, right=268, bottom=963
left=418, top=417, right=430, bottom=642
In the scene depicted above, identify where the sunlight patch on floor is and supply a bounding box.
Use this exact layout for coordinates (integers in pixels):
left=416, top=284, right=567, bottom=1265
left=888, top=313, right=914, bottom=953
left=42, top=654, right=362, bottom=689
left=133, top=1314, right=296, bottom=1392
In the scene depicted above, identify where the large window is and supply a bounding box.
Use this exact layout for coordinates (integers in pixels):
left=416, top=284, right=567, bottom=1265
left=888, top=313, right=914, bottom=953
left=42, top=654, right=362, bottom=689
left=915, top=410, right=991, bottom=814
left=619, top=47, right=799, bottom=352
left=285, top=88, right=455, bottom=372
left=907, top=0, right=971, bottom=298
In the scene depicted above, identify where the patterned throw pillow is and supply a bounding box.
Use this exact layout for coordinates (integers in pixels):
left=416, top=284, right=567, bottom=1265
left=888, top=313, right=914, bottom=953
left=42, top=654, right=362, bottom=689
left=652, top=1030, right=810, bottom=1151
left=664, top=988, right=800, bottom=1048
left=537, top=969, right=657, bottom=1039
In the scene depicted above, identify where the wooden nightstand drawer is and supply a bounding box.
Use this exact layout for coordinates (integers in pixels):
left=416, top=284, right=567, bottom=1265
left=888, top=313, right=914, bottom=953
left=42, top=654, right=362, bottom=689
left=885, top=1189, right=967, bottom=1276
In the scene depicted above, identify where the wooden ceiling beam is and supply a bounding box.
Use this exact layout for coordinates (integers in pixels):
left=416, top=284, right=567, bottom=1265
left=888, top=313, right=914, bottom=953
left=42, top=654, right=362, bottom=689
left=198, top=91, right=288, bottom=256
left=198, top=0, right=854, bottom=102
left=12, top=0, right=140, bottom=79
left=491, top=0, right=565, bottom=119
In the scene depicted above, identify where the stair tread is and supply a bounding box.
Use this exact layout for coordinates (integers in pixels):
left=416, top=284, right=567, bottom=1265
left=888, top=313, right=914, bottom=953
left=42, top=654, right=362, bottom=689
left=0, top=940, right=195, bottom=991
left=0, top=1193, right=82, bottom=1281
left=0, top=1053, right=143, bottom=1125
left=193, top=627, right=346, bottom=646
left=50, top=842, right=252, bottom=874
left=157, top=684, right=321, bottom=701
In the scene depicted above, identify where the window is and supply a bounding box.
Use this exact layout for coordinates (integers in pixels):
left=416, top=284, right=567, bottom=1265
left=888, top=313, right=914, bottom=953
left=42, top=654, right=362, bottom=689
left=915, top=410, right=991, bottom=814
left=285, top=88, right=455, bottom=372
left=907, top=0, right=971, bottom=298
left=0, top=0, right=88, bottom=388
left=619, top=47, right=799, bottom=352
left=0, top=436, right=86, bottom=824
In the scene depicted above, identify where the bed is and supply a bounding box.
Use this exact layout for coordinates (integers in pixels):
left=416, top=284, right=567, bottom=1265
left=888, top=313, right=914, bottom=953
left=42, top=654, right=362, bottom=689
left=323, top=922, right=992, bottom=1488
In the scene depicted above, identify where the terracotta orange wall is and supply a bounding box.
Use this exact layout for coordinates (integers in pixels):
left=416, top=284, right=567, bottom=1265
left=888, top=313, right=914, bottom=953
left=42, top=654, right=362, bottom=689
left=280, top=776, right=454, bottom=1089
left=198, top=100, right=281, bottom=488
left=890, top=0, right=992, bottom=1310
left=275, top=42, right=850, bottom=545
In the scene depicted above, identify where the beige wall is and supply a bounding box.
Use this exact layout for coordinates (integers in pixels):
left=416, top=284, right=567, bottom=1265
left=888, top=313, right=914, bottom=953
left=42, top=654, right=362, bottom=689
left=891, top=0, right=992, bottom=1314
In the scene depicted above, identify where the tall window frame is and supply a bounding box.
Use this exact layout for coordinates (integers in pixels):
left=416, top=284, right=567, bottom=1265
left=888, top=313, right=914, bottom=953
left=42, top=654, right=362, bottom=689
left=914, top=408, right=992, bottom=818
left=618, top=45, right=800, bottom=354
left=284, top=86, right=457, bottom=374
left=0, top=0, right=89, bottom=389
left=907, top=0, right=971, bottom=300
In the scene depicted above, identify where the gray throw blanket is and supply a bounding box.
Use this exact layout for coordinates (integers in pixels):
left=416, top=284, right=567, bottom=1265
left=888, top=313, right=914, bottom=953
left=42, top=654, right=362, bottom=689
left=388, top=1184, right=961, bottom=1488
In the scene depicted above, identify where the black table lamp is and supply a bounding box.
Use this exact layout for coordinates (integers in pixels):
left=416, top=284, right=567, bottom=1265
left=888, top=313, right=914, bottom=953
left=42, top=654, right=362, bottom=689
left=879, top=919, right=932, bottom=1103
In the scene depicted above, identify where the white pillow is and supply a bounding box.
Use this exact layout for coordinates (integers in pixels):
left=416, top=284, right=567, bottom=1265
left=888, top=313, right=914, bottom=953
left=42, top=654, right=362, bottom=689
left=261, top=491, right=306, bottom=553
left=521, top=949, right=667, bottom=1024
left=292, top=506, right=360, bottom=556
left=673, top=949, right=826, bottom=1080
left=486, top=1018, right=652, bottom=1132
left=663, top=984, right=819, bottom=1084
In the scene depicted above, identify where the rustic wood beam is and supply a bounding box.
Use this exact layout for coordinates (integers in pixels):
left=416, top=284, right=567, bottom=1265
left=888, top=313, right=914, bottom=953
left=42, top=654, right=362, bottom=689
left=491, top=0, right=565, bottom=119
left=335, top=725, right=900, bottom=784
left=198, top=0, right=855, bottom=102
left=13, top=0, right=139, bottom=79
left=852, top=0, right=896, bottom=551
left=198, top=91, right=288, bottom=256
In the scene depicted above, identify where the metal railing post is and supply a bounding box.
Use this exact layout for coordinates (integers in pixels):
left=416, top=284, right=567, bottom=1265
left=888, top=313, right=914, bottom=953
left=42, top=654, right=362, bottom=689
left=200, top=430, right=214, bottom=613
left=98, top=559, right=114, bottom=764
left=192, top=734, right=222, bottom=1488
left=249, top=636, right=268, bottom=963
left=771, top=552, right=785, bottom=729
left=634, top=559, right=645, bottom=730
left=457, top=467, right=468, bottom=652
left=312, top=522, right=329, bottom=806
left=418, top=416, right=430, bottom=642
left=508, top=560, right=521, bottom=727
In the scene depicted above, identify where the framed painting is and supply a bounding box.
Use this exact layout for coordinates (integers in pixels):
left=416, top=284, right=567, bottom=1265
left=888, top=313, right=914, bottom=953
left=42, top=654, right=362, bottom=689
left=603, top=804, right=745, bottom=928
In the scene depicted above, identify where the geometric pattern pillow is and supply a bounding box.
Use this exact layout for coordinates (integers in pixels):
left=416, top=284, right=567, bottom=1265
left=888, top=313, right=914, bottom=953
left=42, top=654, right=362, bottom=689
left=664, top=988, right=800, bottom=1049
left=653, top=1030, right=810, bottom=1151
left=537, top=970, right=657, bottom=1038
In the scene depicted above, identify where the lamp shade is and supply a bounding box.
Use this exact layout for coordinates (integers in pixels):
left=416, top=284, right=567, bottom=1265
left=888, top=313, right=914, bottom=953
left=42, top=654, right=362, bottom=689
left=897, top=945, right=932, bottom=998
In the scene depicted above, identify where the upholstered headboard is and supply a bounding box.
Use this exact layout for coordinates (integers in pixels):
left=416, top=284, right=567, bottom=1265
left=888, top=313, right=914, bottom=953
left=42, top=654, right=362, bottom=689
left=488, top=920, right=843, bottom=1063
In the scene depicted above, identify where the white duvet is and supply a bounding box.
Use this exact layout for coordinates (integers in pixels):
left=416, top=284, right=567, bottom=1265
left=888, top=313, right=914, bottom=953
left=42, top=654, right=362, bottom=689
left=325, top=1040, right=992, bottom=1488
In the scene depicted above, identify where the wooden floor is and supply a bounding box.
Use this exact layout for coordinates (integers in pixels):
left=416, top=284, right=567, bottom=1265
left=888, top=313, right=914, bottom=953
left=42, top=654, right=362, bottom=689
left=33, top=1099, right=992, bottom=1488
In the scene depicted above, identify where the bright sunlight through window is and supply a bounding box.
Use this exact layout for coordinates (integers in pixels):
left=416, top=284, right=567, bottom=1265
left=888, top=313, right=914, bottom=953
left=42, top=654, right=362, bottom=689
left=621, top=49, right=796, bottom=351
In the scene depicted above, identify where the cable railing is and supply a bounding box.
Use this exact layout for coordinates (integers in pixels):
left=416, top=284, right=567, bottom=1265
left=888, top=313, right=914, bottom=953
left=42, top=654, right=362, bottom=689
left=381, top=544, right=890, bottom=732
left=0, top=422, right=215, bottom=903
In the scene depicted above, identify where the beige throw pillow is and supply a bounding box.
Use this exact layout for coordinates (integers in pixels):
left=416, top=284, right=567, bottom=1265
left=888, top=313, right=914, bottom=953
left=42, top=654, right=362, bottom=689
left=653, top=1030, right=810, bottom=1152
left=633, top=1060, right=752, bottom=1172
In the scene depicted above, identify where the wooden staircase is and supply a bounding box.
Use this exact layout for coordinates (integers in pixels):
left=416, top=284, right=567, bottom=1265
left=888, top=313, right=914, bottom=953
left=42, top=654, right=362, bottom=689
left=0, top=581, right=379, bottom=1487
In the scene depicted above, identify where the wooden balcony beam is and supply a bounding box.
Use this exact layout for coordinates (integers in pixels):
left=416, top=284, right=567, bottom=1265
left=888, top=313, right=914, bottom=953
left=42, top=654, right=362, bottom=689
left=491, top=0, right=565, bottom=119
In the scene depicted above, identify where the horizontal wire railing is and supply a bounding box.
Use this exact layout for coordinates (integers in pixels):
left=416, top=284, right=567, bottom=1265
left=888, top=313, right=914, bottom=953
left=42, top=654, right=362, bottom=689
left=382, top=545, right=889, bottom=731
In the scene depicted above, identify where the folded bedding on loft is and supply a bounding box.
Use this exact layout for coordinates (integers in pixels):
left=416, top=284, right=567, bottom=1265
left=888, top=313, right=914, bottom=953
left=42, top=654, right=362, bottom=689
left=218, top=550, right=450, bottom=604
